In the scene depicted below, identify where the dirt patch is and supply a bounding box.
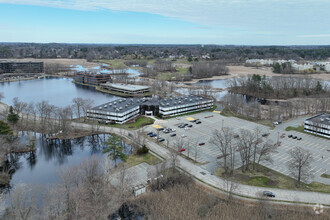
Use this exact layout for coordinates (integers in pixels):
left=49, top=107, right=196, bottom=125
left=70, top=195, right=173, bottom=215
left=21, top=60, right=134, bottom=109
left=233, top=173, right=251, bottom=181
left=184, top=65, right=330, bottom=83
left=267, top=179, right=279, bottom=186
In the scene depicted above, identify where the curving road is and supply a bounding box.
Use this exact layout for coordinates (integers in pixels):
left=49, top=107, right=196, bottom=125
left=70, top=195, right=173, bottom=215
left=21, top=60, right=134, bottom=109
left=71, top=121, right=330, bottom=206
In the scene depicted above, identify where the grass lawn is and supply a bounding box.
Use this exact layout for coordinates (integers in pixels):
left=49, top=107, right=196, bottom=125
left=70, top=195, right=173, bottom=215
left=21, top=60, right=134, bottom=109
left=109, top=116, right=154, bottom=130
left=220, top=107, right=273, bottom=127
left=285, top=125, right=304, bottom=132
left=215, top=163, right=330, bottom=193
left=125, top=152, right=161, bottom=167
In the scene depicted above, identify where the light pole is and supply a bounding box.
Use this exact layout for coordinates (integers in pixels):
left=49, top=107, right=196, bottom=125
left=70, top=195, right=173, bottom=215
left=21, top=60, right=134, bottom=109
left=277, top=131, right=279, bottom=143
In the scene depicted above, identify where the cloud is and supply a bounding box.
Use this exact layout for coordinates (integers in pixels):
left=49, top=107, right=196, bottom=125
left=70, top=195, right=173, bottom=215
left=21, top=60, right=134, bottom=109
left=299, top=34, right=330, bottom=38
left=1, top=0, right=330, bottom=34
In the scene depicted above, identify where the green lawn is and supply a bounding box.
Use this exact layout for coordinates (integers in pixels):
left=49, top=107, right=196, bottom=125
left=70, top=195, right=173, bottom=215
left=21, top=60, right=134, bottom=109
left=215, top=163, right=330, bottom=193
left=285, top=125, right=304, bottom=132
left=125, top=152, right=161, bottom=167
left=109, top=116, right=154, bottom=130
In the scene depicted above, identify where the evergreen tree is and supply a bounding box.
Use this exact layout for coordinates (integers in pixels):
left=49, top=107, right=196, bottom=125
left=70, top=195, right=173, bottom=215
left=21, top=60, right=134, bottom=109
left=103, top=135, right=127, bottom=167
left=7, top=106, right=19, bottom=126
left=0, top=120, right=13, bottom=135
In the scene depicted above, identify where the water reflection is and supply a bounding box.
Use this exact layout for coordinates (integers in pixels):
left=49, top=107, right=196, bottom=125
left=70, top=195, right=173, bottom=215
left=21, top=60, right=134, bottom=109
left=6, top=133, right=132, bottom=186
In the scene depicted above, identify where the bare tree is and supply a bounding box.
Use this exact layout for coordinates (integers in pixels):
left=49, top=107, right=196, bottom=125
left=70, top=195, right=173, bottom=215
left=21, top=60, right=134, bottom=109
left=210, top=127, right=234, bottom=173
left=222, top=178, right=238, bottom=204
left=7, top=183, right=37, bottom=220
left=0, top=92, right=4, bottom=102
left=287, top=147, right=313, bottom=186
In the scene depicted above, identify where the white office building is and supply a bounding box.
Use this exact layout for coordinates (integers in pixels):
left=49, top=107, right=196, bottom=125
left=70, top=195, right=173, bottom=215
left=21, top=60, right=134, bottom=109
left=304, top=113, right=330, bottom=138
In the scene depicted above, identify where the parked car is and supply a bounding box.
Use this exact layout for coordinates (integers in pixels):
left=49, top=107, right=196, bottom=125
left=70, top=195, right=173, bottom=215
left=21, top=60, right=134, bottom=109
left=199, top=142, right=205, bottom=146
left=187, top=124, right=193, bottom=127
left=292, top=136, right=297, bottom=139
left=297, top=137, right=302, bottom=140
left=178, top=124, right=185, bottom=128
left=191, top=119, right=197, bottom=123
left=181, top=134, right=187, bottom=138
left=158, top=138, right=165, bottom=142
left=262, top=133, right=269, bottom=137
left=178, top=148, right=186, bottom=152
left=263, top=191, right=275, bottom=197
left=171, top=128, right=176, bottom=132
left=288, top=134, right=293, bottom=138
left=163, top=129, right=170, bottom=133
left=150, top=133, right=156, bottom=137
left=196, top=121, right=202, bottom=124
left=170, top=133, right=176, bottom=137
left=147, top=132, right=153, bottom=136
left=234, top=134, right=239, bottom=138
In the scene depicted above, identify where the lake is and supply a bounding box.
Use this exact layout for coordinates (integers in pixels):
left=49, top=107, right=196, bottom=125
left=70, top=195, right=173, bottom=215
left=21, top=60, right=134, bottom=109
left=0, top=77, right=119, bottom=107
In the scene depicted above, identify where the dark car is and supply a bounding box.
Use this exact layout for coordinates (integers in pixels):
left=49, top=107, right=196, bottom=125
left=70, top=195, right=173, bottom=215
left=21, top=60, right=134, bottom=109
left=297, top=137, right=302, bottom=140
left=288, top=134, right=293, bottom=138
left=234, top=134, right=239, bottom=138
left=184, top=123, right=188, bottom=126
left=178, top=124, right=185, bottom=128
left=196, top=121, right=202, bottom=124
left=199, top=142, right=205, bottom=146
left=150, top=134, right=157, bottom=137
left=262, top=133, right=269, bottom=137
left=170, top=133, right=176, bottom=137
left=147, top=132, right=153, bottom=136
left=263, top=191, right=275, bottom=197
left=158, top=138, right=165, bottom=142
left=191, top=119, right=197, bottom=123
left=187, top=124, right=193, bottom=127
left=292, top=136, right=297, bottom=139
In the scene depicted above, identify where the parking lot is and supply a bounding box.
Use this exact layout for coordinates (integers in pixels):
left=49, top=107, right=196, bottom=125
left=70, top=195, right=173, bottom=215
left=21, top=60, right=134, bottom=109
left=145, top=112, right=330, bottom=184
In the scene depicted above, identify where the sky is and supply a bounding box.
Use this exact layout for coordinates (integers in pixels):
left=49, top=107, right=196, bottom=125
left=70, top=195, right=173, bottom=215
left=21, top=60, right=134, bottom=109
left=0, top=0, right=329, bottom=45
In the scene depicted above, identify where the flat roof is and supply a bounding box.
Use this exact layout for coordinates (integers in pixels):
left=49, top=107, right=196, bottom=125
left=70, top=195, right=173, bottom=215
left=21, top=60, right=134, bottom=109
left=90, top=95, right=213, bottom=114
left=102, top=82, right=149, bottom=91
left=158, top=95, right=212, bottom=108
left=306, top=113, right=330, bottom=125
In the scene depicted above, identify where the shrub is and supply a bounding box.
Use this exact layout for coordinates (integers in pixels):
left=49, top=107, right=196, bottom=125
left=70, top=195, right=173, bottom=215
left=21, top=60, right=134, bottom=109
left=137, top=145, right=149, bottom=155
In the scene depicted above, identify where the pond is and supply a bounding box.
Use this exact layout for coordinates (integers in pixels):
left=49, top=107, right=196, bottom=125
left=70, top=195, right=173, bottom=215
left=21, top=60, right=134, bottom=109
left=7, top=133, right=132, bottom=187
left=0, top=77, right=119, bottom=107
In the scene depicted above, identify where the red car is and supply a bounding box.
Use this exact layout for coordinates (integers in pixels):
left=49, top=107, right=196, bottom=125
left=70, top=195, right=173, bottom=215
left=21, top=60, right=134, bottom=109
left=178, top=148, right=186, bottom=152
left=199, top=142, right=205, bottom=146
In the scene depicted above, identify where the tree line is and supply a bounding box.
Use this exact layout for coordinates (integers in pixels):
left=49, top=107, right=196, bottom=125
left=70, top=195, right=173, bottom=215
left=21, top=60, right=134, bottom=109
left=1, top=43, right=330, bottom=62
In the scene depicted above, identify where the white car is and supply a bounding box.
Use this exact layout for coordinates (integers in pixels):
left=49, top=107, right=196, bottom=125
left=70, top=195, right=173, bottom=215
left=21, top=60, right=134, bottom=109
left=181, top=134, right=187, bottom=138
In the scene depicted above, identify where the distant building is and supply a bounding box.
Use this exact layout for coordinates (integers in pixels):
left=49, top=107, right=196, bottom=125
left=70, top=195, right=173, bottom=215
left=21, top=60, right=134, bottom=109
left=304, top=113, right=330, bottom=138
left=87, top=95, right=214, bottom=124
left=100, top=82, right=150, bottom=95
left=0, top=61, right=44, bottom=74
left=73, top=72, right=111, bottom=86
